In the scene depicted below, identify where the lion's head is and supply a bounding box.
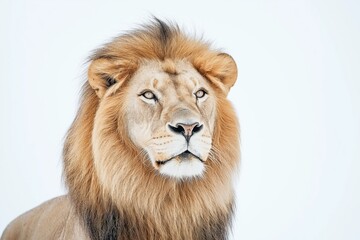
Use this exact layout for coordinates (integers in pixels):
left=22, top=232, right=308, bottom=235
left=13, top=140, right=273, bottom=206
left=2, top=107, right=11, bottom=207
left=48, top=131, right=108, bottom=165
left=64, top=19, right=239, bottom=239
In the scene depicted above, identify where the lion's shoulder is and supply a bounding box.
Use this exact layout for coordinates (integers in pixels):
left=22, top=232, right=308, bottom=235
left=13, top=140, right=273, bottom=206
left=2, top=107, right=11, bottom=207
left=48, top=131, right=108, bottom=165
left=1, top=195, right=87, bottom=240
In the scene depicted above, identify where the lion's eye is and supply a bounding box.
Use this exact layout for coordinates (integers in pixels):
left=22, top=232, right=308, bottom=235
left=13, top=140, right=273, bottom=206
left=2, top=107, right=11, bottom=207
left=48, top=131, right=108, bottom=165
left=143, top=91, right=155, bottom=99
left=195, top=89, right=207, bottom=99
left=140, top=91, right=158, bottom=101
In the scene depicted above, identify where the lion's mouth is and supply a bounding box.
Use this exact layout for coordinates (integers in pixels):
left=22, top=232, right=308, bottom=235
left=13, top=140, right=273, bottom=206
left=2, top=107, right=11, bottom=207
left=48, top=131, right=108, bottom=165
left=156, top=150, right=203, bottom=165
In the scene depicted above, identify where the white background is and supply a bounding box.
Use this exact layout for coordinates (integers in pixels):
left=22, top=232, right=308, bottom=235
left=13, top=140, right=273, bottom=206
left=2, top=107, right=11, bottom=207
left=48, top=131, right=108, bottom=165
left=1, top=0, right=359, bottom=239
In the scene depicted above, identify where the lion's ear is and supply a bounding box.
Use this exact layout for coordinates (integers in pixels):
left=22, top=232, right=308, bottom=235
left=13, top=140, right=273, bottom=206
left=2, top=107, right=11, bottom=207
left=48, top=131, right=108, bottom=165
left=88, top=58, right=135, bottom=98
left=195, top=53, right=238, bottom=95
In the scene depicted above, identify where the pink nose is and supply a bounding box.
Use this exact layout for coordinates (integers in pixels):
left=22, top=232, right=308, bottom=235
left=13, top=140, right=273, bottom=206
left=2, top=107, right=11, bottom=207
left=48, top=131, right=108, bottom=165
left=168, top=122, right=203, bottom=141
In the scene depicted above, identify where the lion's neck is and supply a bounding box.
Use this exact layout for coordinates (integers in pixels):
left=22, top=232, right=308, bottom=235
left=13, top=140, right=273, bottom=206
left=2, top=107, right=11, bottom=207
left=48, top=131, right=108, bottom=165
left=78, top=181, right=234, bottom=240
left=77, top=158, right=234, bottom=240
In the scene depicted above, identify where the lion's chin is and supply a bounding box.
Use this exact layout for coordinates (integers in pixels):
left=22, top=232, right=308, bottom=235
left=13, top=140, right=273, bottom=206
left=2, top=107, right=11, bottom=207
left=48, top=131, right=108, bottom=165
left=156, top=151, right=205, bottom=179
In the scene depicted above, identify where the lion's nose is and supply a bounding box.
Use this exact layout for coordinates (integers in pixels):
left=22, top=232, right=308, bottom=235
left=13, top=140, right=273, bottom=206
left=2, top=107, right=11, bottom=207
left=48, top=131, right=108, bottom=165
left=168, top=122, right=203, bottom=141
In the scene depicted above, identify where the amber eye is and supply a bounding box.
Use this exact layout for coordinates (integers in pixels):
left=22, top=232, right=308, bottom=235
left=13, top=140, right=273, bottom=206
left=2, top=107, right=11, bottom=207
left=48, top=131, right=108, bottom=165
left=195, top=89, right=207, bottom=99
left=140, top=91, right=158, bottom=101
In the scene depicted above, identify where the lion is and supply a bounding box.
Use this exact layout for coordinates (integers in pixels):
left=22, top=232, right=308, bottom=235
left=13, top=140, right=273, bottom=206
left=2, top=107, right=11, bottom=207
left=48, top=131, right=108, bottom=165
left=1, top=19, right=240, bottom=240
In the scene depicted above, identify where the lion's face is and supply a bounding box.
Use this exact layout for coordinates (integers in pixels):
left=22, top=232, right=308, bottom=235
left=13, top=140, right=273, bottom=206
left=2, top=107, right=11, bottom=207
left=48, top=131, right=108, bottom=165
left=123, top=60, right=216, bottom=179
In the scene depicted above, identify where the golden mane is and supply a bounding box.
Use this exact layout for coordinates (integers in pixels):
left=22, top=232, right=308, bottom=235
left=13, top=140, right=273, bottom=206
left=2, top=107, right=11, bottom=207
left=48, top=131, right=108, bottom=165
left=63, top=19, right=240, bottom=240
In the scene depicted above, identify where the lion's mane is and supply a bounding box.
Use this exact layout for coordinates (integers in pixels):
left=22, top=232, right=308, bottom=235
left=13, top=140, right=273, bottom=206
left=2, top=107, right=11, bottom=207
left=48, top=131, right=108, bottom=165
left=63, top=19, right=240, bottom=240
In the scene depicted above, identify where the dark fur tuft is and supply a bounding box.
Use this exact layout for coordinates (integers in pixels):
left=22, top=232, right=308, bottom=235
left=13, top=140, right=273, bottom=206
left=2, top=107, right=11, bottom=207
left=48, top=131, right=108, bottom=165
left=153, top=17, right=172, bottom=46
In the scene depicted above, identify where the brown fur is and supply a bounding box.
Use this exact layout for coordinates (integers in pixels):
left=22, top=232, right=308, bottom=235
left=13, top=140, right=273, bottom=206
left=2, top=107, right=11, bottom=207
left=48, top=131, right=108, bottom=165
left=65, top=19, right=240, bottom=240
left=2, top=19, right=239, bottom=240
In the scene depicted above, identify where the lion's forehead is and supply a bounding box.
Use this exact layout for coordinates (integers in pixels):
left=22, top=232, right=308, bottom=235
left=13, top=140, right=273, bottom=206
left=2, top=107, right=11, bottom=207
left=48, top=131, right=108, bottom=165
left=132, top=60, right=206, bottom=94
